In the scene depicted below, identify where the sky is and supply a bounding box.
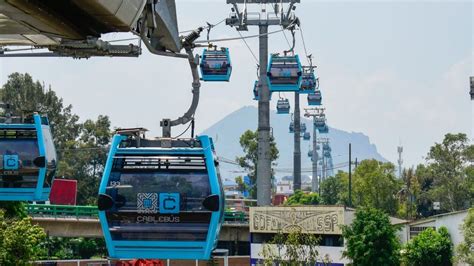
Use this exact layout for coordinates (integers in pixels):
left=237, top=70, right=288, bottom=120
left=0, top=0, right=472, bottom=168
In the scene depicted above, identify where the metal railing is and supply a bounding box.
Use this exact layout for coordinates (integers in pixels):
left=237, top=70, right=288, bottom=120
left=26, top=204, right=98, bottom=218
left=26, top=203, right=249, bottom=223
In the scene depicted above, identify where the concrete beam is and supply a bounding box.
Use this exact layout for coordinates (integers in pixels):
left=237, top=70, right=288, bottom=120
left=31, top=217, right=250, bottom=241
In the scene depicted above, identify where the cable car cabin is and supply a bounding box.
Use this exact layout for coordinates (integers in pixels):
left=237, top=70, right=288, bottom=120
left=301, top=123, right=307, bottom=132
left=323, top=144, right=331, bottom=152
left=0, top=114, right=56, bottom=201
left=253, top=80, right=272, bottom=101
left=303, top=132, right=311, bottom=141
left=324, top=150, right=331, bottom=158
left=314, top=116, right=326, bottom=129
left=300, top=71, right=317, bottom=94
left=200, top=47, right=232, bottom=82
left=98, top=131, right=224, bottom=260
left=289, top=122, right=294, bottom=133
left=276, top=99, right=290, bottom=114
left=253, top=81, right=259, bottom=101
left=318, top=124, right=329, bottom=134
left=308, top=91, right=322, bottom=106
left=267, top=54, right=302, bottom=92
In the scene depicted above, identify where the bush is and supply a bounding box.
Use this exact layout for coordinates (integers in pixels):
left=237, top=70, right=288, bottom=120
left=403, top=227, right=453, bottom=266
left=285, top=190, right=320, bottom=205
left=456, top=208, right=474, bottom=265
left=342, top=207, right=401, bottom=266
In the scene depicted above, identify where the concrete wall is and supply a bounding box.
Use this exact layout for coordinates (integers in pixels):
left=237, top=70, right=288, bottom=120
left=250, top=243, right=350, bottom=265
left=409, top=211, right=468, bottom=246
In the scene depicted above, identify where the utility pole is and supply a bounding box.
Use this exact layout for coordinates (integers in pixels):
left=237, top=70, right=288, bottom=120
left=304, top=107, right=325, bottom=193
left=226, top=0, right=300, bottom=206
left=348, top=143, right=352, bottom=207
left=294, top=93, right=301, bottom=190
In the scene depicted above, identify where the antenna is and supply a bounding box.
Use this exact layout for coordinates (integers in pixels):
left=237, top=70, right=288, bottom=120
left=397, top=145, right=403, bottom=178
left=470, top=77, right=473, bottom=142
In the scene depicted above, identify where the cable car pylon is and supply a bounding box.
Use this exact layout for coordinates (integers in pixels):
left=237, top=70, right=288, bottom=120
left=226, top=0, right=300, bottom=206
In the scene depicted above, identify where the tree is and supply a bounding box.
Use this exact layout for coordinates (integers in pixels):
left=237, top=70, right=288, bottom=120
left=0, top=210, right=46, bottom=265
left=320, top=172, right=347, bottom=205
left=352, top=160, right=402, bottom=215
left=403, top=227, right=453, bottom=266
left=456, top=208, right=474, bottom=265
left=236, top=130, right=279, bottom=198
left=425, top=133, right=473, bottom=212
left=234, top=176, right=249, bottom=195
left=397, top=168, right=420, bottom=219
left=285, top=190, right=320, bottom=205
left=260, top=228, right=320, bottom=265
left=413, top=164, right=436, bottom=217
left=58, top=115, right=112, bottom=205
left=342, top=207, right=401, bottom=266
left=1, top=72, right=81, bottom=149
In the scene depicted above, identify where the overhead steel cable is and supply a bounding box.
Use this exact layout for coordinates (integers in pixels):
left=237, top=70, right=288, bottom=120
left=298, top=25, right=311, bottom=66
left=236, top=30, right=259, bottom=66
left=179, top=18, right=227, bottom=34
left=194, top=20, right=297, bottom=44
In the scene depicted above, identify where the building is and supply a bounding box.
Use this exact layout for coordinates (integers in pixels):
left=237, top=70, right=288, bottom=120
left=405, top=210, right=469, bottom=246
left=249, top=206, right=407, bottom=265
left=275, top=180, right=293, bottom=195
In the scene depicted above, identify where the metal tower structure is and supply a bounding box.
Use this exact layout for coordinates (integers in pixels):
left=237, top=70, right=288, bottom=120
left=226, top=0, right=300, bottom=206
left=397, top=145, right=403, bottom=178
left=304, top=107, right=325, bottom=192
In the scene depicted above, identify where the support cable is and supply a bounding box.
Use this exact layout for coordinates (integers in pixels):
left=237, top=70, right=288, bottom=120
left=298, top=26, right=311, bottom=65
left=237, top=30, right=259, bottom=66
left=195, top=20, right=297, bottom=44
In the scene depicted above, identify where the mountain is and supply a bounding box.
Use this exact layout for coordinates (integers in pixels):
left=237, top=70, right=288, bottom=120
left=200, top=106, right=387, bottom=181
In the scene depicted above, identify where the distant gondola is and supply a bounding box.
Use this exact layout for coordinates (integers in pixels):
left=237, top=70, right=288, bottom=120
left=303, top=132, right=311, bottom=141
left=253, top=80, right=272, bottom=101
left=299, top=70, right=317, bottom=94
left=200, top=47, right=232, bottom=82
left=314, top=115, right=326, bottom=129
left=301, top=123, right=307, bottom=132
left=0, top=107, right=57, bottom=201
left=253, top=81, right=259, bottom=100
left=98, top=129, right=224, bottom=260
left=318, top=124, right=329, bottom=134
left=276, top=98, right=290, bottom=114
left=308, top=90, right=322, bottom=106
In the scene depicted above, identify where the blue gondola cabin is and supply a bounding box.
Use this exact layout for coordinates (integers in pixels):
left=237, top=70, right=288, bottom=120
left=308, top=91, right=322, bottom=106
left=300, top=71, right=317, bottom=94
left=267, top=54, right=302, bottom=92
left=98, top=129, right=224, bottom=260
left=276, top=99, right=290, bottom=114
left=0, top=113, right=57, bottom=201
left=200, top=47, right=232, bottom=82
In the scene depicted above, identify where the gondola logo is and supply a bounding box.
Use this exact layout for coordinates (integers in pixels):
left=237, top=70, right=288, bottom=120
left=3, top=155, right=19, bottom=170
left=137, top=193, right=158, bottom=214
left=159, top=193, right=180, bottom=214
